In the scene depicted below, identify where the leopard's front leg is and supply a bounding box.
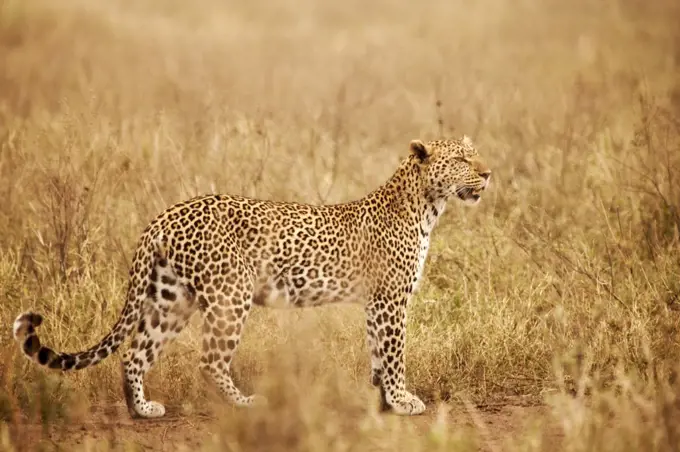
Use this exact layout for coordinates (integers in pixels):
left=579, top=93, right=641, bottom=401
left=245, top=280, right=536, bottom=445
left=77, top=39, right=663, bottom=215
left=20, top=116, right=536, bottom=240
left=365, top=299, right=426, bottom=416
left=366, top=313, right=390, bottom=411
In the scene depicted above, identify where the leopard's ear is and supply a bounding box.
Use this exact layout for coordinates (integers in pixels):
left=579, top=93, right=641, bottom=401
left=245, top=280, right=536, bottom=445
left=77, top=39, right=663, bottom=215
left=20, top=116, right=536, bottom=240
left=461, top=135, right=474, bottom=148
left=409, top=140, right=431, bottom=162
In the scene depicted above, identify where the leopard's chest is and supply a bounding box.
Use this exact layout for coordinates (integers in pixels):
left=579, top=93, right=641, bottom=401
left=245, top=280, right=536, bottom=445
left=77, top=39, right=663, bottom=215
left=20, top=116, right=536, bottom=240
left=413, top=233, right=431, bottom=291
left=411, top=198, right=446, bottom=292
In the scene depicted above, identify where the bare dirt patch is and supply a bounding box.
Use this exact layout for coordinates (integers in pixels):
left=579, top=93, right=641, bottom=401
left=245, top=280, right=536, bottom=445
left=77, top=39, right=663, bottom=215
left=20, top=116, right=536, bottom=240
left=8, top=402, right=561, bottom=452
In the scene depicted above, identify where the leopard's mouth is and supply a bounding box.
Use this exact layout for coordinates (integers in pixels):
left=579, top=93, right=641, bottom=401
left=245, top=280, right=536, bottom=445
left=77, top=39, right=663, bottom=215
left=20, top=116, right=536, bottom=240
left=455, top=187, right=483, bottom=204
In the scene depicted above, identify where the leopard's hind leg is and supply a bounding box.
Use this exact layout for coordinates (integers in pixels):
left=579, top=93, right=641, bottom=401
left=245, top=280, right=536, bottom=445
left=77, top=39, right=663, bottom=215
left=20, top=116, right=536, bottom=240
left=121, top=239, right=197, bottom=418
left=196, top=241, right=261, bottom=407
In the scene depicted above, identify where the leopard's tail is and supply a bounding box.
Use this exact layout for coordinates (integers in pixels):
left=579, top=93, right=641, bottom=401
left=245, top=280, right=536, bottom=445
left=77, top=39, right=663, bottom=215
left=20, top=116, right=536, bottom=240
left=12, top=234, right=167, bottom=371
left=12, top=308, right=136, bottom=371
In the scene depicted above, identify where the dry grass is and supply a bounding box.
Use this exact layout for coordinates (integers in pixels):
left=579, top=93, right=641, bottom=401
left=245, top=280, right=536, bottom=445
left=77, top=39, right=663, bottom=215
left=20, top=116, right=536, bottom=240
left=1, top=0, right=680, bottom=450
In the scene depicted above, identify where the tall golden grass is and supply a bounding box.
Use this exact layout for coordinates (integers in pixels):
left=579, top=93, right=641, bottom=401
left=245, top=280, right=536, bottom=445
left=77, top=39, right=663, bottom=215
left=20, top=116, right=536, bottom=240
left=1, top=0, right=679, bottom=450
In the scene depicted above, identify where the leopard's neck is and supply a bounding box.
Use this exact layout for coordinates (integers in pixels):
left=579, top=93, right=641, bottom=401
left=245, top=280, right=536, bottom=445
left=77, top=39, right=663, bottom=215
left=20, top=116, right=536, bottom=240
left=365, top=156, right=446, bottom=231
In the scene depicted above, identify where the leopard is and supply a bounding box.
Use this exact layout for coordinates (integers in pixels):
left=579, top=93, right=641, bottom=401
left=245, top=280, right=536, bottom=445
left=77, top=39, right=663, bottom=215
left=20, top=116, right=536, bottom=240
left=13, top=136, right=491, bottom=419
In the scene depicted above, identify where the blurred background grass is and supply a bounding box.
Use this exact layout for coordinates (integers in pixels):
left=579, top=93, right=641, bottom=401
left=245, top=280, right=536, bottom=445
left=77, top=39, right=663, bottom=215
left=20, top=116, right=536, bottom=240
left=0, top=0, right=679, bottom=450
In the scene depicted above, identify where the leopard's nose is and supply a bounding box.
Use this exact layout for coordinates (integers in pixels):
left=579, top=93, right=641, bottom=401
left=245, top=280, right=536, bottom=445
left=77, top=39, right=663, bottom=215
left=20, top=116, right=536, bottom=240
left=479, top=170, right=491, bottom=180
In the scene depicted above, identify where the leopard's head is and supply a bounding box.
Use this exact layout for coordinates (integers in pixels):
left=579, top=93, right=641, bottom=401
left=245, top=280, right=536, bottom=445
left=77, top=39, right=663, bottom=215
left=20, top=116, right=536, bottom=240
left=411, top=136, right=491, bottom=205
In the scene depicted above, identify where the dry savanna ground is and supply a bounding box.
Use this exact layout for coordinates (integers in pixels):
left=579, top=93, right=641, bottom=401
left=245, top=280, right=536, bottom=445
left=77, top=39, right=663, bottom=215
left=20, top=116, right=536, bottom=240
left=1, top=0, right=680, bottom=450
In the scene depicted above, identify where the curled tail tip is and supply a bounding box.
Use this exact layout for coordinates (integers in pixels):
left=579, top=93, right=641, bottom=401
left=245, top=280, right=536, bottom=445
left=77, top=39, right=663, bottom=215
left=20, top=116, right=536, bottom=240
left=13, top=312, right=79, bottom=371
left=13, top=312, right=43, bottom=341
left=13, top=311, right=44, bottom=362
